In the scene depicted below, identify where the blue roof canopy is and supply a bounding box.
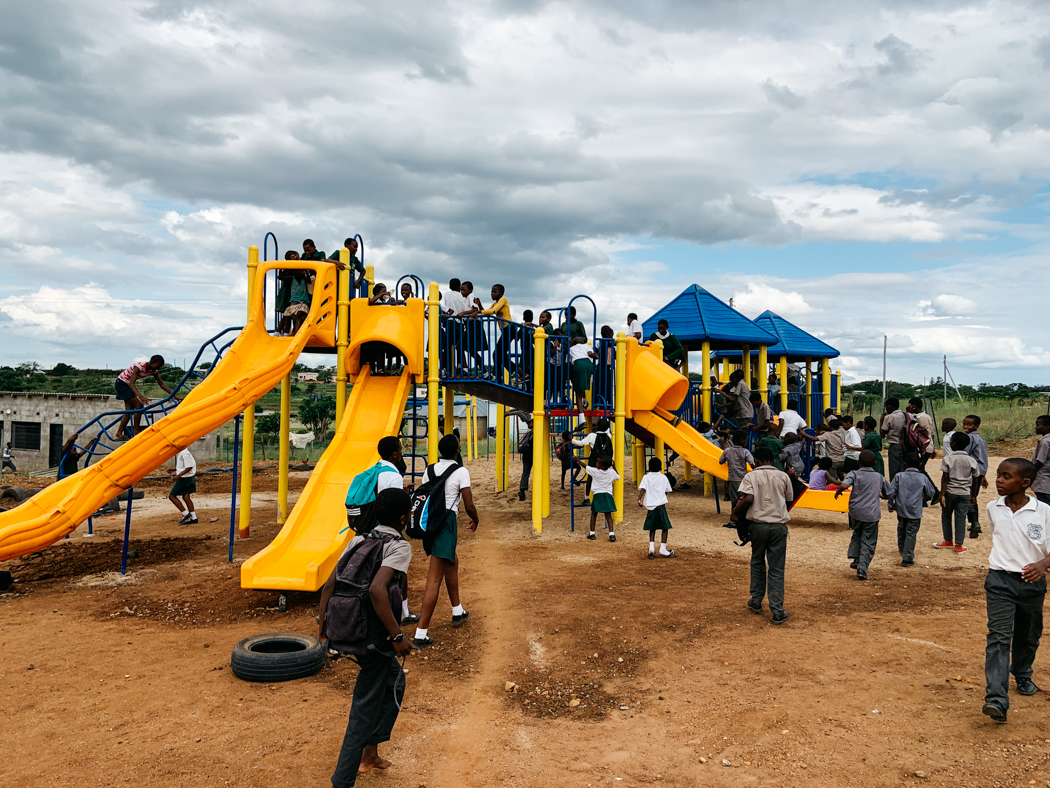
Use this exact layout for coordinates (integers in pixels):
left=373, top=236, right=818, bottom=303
left=712, top=310, right=839, bottom=361
left=642, top=285, right=777, bottom=351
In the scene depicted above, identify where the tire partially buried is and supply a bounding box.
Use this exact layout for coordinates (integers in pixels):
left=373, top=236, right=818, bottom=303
left=230, top=632, right=326, bottom=682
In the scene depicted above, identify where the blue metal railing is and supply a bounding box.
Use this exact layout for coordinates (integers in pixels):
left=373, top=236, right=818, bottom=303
left=57, top=326, right=243, bottom=480
left=439, top=314, right=534, bottom=397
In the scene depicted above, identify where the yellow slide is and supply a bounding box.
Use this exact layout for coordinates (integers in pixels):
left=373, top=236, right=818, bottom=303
left=630, top=410, right=728, bottom=481
left=0, top=319, right=315, bottom=563
left=239, top=368, right=412, bottom=592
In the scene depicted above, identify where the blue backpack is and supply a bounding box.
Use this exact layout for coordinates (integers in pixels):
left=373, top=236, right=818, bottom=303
left=342, top=463, right=401, bottom=532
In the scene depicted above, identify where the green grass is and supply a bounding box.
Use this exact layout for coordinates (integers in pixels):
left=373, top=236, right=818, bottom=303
left=846, top=396, right=1048, bottom=444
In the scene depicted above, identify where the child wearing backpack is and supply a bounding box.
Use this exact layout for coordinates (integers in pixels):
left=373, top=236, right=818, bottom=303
left=318, top=488, right=414, bottom=788
left=344, top=437, right=414, bottom=624
left=835, top=450, right=891, bottom=580
left=412, top=435, right=479, bottom=649
left=556, top=430, right=580, bottom=488
left=638, top=456, right=675, bottom=559
left=584, top=455, right=620, bottom=542
left=888, top=451, right=937, bottom=566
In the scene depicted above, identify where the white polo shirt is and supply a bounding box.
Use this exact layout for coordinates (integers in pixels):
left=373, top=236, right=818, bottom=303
left=986, top=496, right=1050, bottom=573
left=778, top=409, right=807, bottom=438
left=628, top=319, right=643, bottom=338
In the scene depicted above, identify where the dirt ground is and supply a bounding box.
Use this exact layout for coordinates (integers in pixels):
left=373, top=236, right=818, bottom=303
left=3, top=451, right=1050, bottom=788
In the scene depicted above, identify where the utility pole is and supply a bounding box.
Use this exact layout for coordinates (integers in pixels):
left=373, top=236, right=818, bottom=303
left=943, top=355, right=947, bottom=405
left=881, top=335, right=887, bottom=404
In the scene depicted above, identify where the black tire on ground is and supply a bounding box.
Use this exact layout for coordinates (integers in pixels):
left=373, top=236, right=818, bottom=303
left=230, top=633, right=326, bottom=682
left=116, top=490, right=145, bottom=502
left=0, top=486, right=26, bottom=504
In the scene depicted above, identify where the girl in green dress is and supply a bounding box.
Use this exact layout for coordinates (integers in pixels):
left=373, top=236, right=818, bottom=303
left=861, top=416, right=885, bottom=476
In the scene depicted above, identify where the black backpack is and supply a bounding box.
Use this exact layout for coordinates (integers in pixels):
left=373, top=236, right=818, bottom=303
left=407, top=463, right=460, bottom=547
left=324, top=531, right=404, bottom=656
left=591, top=432, right=613, bottom=462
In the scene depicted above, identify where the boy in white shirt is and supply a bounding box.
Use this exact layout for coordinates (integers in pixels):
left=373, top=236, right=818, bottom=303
left=168, top=447, right=197, bottom=524
left=981, top=458, right=1050, bottom=724
left=626, top=312, right=643, bottom=341
left=638, top=457, right=675, bottom=559
left=584, top=455, right=620, bottom=543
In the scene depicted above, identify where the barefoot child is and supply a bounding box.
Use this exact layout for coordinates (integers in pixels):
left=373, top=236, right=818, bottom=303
left=584, top=455, right=619, bottom=542
left=980, top=458, right=1050, bottom=725
left=319, top=488, right=414, bottom=785
left=835, top=449, right=890, bottom=580
left=167, top=447, right=198, bottom=524
left=638, top=457, right=675, bottom=559
left=888, top=451, right=936, bottom=566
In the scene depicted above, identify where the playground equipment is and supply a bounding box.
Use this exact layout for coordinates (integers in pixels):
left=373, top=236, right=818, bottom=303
left=0, top=241, right=847, bottom=588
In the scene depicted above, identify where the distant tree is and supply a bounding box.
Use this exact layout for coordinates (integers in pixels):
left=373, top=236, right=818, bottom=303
left=16, top=361, right=40, bottom=375
left=317, top=367, right=333, bottom=383
left=0, top=366, right=23, bottom=391
left=256, top=412, right=281, bottom=460
left=305, top=382, right=317, bottom=395
left=299, top=396, right=336, bottom=442
left=50, top=363, right=76, bottom=376
left=198, top=361, right=212, bottom=371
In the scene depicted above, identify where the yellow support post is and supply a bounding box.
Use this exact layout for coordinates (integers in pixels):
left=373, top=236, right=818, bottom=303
left=742, top=344, right=751, bottom=388
left=779, top=355, right=789, bottom=414
left=719, top=357, right=730, bottom=383
left=531, top=328, right=547, bottom=533
left=758, top=345, right=768, bottom=404
left=443, top=387, right=454, bottom=436
left=277, top=372, right=291, bottom=525
left=701, top=339, right=712, bottom=497
left=541, top=413, right=550, bottom=518
left=335, top=248, right=351, bottom=426
left=426, top=283, right=440, bottom=463
left=821, top=359, right=832, bottom=417
left=366, top=264, right=375, bottom=298
left=495, top=399, right=505, bottom=491
left=239, top=245, right=259, bottom=538
left=631, top=437, right=642, bottom=484
left=471, top=395, right=478, bottom=460
left=613, top=332, right=627, bottom=524
left=805, top=357, right=813, bottom=424
left=835, top=371, right=842, bottom=412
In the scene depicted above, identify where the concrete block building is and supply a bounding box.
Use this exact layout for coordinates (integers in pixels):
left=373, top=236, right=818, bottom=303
left=0, top=391, right=218, bottom=474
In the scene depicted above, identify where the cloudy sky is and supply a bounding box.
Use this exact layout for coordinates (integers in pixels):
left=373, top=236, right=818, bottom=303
left=1, top=0, right=1048, bottom=384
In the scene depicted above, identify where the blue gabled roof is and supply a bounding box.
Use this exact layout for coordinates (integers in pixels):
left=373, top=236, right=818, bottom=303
left=642, top=285, right=777, bottom=350
left=750, top=311, right=839, bottom=360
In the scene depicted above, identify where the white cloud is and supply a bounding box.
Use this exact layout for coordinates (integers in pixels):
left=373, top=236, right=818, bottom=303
left=731, top=283, right=817, bottom=318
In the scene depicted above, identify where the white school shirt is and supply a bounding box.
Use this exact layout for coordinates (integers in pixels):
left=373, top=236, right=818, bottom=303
left=432, top=459, right=471, bottom=510
left=942, top=430, right=957, bottom=457
left=778, top=409, right=807, bottom=437
left=638, top=472, right=672, bottom=509
left=376, top=459, right=404, bottom=493
left=986, top=496, right=1050, bottom=574
left=441, top=290, right=470, bottom=316
left=584, top=466, right=619, bottom=495
left=628, top=319, right=643, bottom=338
left=569, top=342, right=594, bottom=363
left=844, top=426, right=863, bottom=461
left=572, top=429, right=611, bottom=449
left=175, top=449, right=196, bottom=478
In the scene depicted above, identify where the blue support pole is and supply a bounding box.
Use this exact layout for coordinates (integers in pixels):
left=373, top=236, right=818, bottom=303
left=120, top=486, right=134, bottom=575
left=229, top=414, right=242, bottom=563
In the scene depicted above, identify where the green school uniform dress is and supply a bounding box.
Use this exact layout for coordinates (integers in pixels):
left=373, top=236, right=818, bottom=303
left=862, top=432, right=885, bottom=476
left=586, top=466, right=619, bottom=513
left=757, top=436, right=785, bottom=470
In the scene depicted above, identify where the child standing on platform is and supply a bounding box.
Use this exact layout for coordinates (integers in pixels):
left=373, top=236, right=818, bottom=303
left=835, top=450, right=890, bottom=580
left=584, top=455, right=619, bottom=543
left=638, top=457, right=675, bottom=559
left=980, top=458, right=1050, bottom=724
left=888, top=451, right=937, bottom=566
left=719, top=429, right=754, bottom=503
left=964, top=415, right=990, bottom=539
